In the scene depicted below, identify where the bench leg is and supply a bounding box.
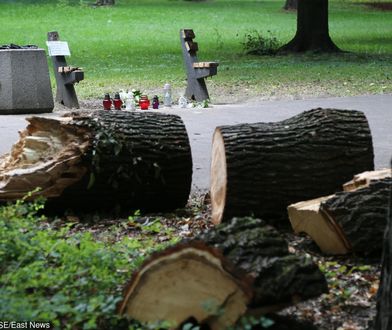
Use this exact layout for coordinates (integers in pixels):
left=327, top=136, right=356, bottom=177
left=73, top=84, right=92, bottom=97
left=56, top=83, right=80, bottom=108
left=185, top=78, right=210, bottom=102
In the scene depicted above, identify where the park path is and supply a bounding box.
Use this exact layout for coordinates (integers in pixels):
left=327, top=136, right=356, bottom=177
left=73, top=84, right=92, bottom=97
left=0, top=94, right=390, bottom=191
left=160, top=94, right=392, bottom=191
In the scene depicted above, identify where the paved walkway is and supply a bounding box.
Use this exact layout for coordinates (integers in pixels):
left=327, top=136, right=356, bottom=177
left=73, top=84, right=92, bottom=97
left=161, top=94, right=392, bottom=191
left=0, top=94, right=390, bottom=191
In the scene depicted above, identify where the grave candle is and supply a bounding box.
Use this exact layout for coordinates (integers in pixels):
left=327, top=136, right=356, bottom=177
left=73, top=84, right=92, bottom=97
left=103, top=93, right=112, bottom=110
left=113, top=92, right=123, bottom=110
left=139, top=95, right=150, bottom=110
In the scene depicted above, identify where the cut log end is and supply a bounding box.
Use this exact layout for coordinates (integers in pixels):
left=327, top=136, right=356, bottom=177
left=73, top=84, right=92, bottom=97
left=343, top=168, right=391, bottom=192
left=289, top=170, right=391, bottom=255
left=118, top=242, right=252, bottom=329
left=211, top=128, right=227, bottom=225
left=0, top=116, right=90, bottom=200
left=288, top=196, right=351, bottom=255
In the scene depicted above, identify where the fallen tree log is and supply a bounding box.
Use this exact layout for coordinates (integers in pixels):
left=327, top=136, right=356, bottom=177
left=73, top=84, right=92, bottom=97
left=288, top=170, right=391, bottom=255
left=375, top=164, right=392, bottom=330
left=211, top=108, right=374, bottom=226
left=0, top=111, right=192, bottom=212
left=118, top=218, right=328, bottom=329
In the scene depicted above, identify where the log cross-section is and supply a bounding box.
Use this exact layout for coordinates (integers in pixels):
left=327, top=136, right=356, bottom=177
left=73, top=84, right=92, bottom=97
left=288, top=170, right=392, bottom=255
left=0, top=111, right=192, bottom=213
left=118, top=218, right=328, bottom=329
left=211, top=108, right=374, bottom=226
left=118, top=242, right=252, bottom=330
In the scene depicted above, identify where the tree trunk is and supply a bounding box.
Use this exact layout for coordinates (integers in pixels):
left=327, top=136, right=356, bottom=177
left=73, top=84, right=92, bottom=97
left=288, top=170, right=391, bottom=255
left=0, top=111, right=192, bottom=213
left=280, top=0, right=341, bottom=52
left=118, top=218, right=328, bottom=328
left=210, top=108, right=374, bottom=226
left=375, top=166, right=392, bottom=330
left=283, top=0, right=298, bottom=10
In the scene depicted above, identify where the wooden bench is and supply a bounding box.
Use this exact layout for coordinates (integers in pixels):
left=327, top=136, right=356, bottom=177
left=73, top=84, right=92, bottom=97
left=47, top=31, right=84, bottom=108
left=180, top=29, right=219, bottom=102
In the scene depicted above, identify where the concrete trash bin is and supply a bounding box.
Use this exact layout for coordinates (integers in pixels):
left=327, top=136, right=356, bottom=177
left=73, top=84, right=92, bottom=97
left=0, top=48, right=54, bottom=114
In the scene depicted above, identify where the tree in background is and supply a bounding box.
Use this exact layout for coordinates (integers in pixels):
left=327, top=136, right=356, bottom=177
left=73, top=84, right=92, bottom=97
left=283, top=0, right=298, bottom=11
left=280, top=0, right=341, bottom=52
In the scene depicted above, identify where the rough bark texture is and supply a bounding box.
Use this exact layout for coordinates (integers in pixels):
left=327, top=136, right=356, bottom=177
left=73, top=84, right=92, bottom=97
left=321, top=178, right=391, bottom=255
left=211, top=108, right=374, bottom=226
left=0, top=111, right=192, bottom=213
left=375, top=167, right=392, bottom=330
left=280, top=0, right=341, bottom=52
left=199, top=218, right=328, bottom=310
left=119, top=218, right=327, bottom=328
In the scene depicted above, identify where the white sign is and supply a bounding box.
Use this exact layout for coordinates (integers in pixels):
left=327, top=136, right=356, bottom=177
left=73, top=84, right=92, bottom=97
left=46, top=41, right=71, bottom=56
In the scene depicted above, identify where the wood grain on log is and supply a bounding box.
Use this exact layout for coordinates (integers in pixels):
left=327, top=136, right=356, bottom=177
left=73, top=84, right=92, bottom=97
left=0, top=111, right=192, bottom=212
left=343, top=168, right=391, bottom=192
left=119, top=218, right=327, bottom=329
left=289, top=171, right=391, bottom=255
left=322, top=178, right=391, bottom=255
left=118, top=242, right=253, bottom=330
left=211, top=108, right=374, bottom=226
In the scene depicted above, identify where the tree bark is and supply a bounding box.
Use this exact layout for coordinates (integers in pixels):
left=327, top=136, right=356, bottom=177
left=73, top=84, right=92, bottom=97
left=280, top=0, right=341, bottom=52
left=375, top=166, right=392, bottom=330
left=321, top=178, right=391, bottom=255
left=211, top=108, right=374, bottom=226
left=283, top=0, right=298, bottom=10
left=0, top=111, right=192, bottom=213
left=288, top=170, right=391, bottom=255
left=118, top=218, right=328, bottom=328
left=199, top=217, right=328, bottom=310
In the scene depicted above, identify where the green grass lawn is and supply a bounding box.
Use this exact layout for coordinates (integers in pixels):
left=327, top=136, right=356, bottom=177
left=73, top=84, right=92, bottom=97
left=0, top=0, right=391, bottom=102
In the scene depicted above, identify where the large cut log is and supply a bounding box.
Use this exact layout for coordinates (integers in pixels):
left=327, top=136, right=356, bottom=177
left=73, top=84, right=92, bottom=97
left=211, top=108, right=374, bottom=226
left=375, top=164, right=392, bottom=330
left=118, top=218, right=328, bottom=329
left=0, top=111, right=192, bottom=212
left=288, top=170, right=391, bottom=255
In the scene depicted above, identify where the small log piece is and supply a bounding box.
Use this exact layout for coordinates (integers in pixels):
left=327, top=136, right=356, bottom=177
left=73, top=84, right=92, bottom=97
left=375, top=163, right=392, bottom=330
left=211, top=108, right=374, bottom=226
left=288, top=170, right=391, bottom=255
left=0, top=111, right=192, bottom=213
left=199, top=218, right=328, bottom=311
left=119, top=218, right=328, bottom=329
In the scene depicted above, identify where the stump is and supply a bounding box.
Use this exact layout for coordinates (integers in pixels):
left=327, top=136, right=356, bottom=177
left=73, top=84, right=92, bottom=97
left=288, top=170, right=391, bottom=255
left=211, top=108, right=374, bottom=226
left=0, top=111, right=192, bottom=212
left=375, top=166, right=392, bottom=330
left=119, top=218, right=328, bottom=328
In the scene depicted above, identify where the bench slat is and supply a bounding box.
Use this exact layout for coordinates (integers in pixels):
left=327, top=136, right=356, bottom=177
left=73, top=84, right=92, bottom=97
left=193, top=62, right=219, bottom=69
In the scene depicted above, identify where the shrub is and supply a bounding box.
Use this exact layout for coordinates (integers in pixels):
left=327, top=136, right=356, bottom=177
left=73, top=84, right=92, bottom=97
left=241, top=30, right=281, bottom=56
left=0, top=197, right=175, bottom=329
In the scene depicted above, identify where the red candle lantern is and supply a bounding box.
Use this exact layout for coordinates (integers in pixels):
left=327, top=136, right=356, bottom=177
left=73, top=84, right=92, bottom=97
left=113, top=92, right=123, bottom=110
left=103, top=93, right=112, bottom=110
left=139, top=95, right=150, bottom=110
